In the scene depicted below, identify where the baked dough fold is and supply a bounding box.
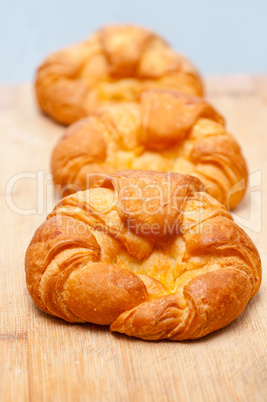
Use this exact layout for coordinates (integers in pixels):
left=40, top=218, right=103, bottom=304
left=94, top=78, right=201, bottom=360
left=52, top=90, right=248, bottom=209
left=25, top=170, right=261, bottom=340
left=35, top=25, right=203, bottom=125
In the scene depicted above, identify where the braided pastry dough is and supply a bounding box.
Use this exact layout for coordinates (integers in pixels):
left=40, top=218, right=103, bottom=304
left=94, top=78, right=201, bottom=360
left=35, top=25, right=203, bottom=125
left=52, top=90, right=248, bottom=209
left=25, top=170, right=261, bottom=340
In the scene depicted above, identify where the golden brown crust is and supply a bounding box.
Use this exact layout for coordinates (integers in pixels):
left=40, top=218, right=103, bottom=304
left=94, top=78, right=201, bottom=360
left=25, top=170, right=261, bottom=340
left=35, top=25, right=204, bottom=125
left=51, top=90, right=248, bottom=209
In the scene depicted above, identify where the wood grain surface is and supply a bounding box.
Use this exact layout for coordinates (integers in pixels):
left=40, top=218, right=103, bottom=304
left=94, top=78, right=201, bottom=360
left=1, top=76, right=266, bottom=402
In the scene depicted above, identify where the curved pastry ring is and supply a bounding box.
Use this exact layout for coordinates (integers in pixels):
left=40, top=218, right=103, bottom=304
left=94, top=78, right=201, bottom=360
left=25, top=170, right=261, bottom=340
left=52, top=90, right=248, bottom=209
left=35, top=25, right=203, bottom=125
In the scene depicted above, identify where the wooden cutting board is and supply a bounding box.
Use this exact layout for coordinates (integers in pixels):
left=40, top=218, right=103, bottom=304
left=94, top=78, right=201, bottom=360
left=1, top=76, right=266, bottom=402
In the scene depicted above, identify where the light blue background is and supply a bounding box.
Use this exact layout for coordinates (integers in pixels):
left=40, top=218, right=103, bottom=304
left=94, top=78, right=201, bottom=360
left=1, top=0, right=266, bottom=82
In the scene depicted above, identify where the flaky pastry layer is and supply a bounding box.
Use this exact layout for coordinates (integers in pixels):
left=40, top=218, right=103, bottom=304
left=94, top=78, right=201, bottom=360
left=35, top=25, right=203, bottom=125
left=52, top=90, right=248, bottom=209
left=25, top=170, right=261, bottom=340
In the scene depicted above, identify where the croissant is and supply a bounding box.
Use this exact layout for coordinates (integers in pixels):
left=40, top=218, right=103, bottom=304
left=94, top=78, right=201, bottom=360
left=52, top=90, right=248, bottom=209
left=35, top=25, right=203, bottom=125
left=25, top=170, right=261, bottom=341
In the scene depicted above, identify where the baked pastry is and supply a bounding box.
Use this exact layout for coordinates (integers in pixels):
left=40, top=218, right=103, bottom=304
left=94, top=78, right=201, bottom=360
left=25, top=170, right=261, bottom=341
left=35, top=25, right=203, bottom=125
left=51, top=90, right=248, bottom=209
